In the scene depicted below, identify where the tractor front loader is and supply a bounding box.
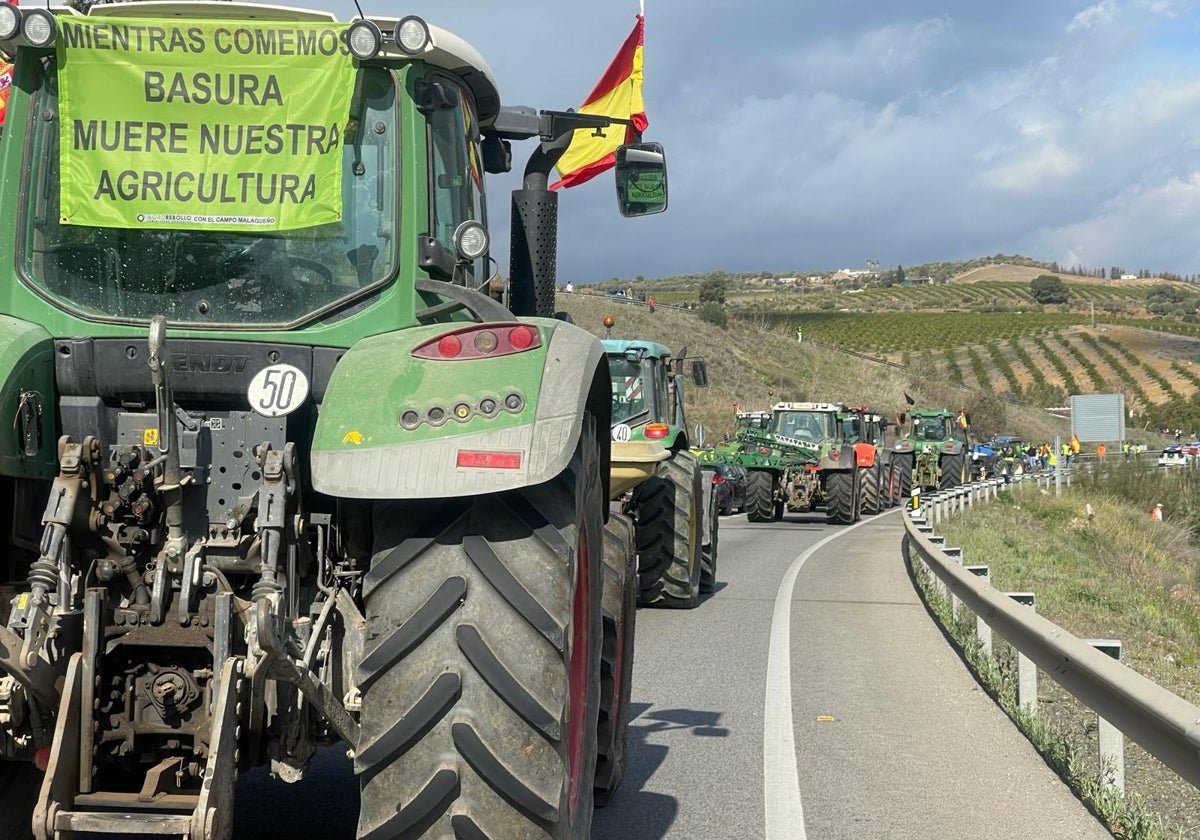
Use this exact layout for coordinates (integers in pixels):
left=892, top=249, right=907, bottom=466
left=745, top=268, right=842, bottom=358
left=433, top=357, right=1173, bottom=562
left=0, top=5, right=668, bottom=838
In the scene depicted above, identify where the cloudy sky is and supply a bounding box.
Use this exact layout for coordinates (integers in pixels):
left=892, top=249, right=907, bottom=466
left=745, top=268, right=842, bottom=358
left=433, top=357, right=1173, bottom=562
left=378, top=1, right=1200, bottom=281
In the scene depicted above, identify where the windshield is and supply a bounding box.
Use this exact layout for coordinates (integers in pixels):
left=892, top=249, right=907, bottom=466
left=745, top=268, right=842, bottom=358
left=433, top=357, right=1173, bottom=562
left=773, top=410, right=835, bottom=442
left=610, top=357, right=648, bottom=425
left=915, top=417, right=948, bottom=441
left=21, top=64, right=397, bottom=326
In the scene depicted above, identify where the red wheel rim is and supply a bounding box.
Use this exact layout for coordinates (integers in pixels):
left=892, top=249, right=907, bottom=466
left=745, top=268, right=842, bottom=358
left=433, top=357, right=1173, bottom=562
left=567, top=523, right=590, bottom=817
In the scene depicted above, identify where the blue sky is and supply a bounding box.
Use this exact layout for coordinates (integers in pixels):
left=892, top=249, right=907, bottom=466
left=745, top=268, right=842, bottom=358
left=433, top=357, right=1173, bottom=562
left=362, top=1, right=1200, bottom=281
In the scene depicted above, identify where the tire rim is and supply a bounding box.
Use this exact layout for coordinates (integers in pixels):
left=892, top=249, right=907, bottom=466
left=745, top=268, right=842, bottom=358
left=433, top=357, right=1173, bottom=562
left=567, top=522, right=590, bottom=819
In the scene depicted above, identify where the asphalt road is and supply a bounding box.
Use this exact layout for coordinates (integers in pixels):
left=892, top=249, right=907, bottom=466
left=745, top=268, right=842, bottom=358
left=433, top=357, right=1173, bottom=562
left=229, top=508, right=1114, bottom=839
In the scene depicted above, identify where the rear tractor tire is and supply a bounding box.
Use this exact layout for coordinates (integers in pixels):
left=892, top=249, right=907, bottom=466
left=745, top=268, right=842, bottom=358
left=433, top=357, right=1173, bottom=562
left=595, top=513, right=637, bottom=807
left=632, top=451, right=703, bottom=609
left=356, top=415, right=604, bottom=840
left=860, top=463, right=883, bottom=515
left=892, top=454, right=913, bottom=505
left=745, top=470, right=774, bottom=523
left=825, top=469, right=858, bottom=525
left=939, top=452, right=966, bottom=491
left=700, top=480, right=719, bottom=594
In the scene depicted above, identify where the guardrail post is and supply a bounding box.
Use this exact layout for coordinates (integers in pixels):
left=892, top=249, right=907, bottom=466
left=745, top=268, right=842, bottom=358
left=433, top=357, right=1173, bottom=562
left=965, top=565, right=991, bottom=656
left=1087, top=639, right=1125, bottom=793
left=958, top=487, right=966, bottom=515
left=927, top=535, right=948, bottom=599
left=944, top=547, right=964, bottom=618
left=1008, top=593, right=1037, bottom=713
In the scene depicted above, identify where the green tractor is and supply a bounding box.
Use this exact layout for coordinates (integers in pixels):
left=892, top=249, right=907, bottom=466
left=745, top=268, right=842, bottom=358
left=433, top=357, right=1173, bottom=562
left=604, top=339, right=716, bottom=609
left=707, top=401, right=877, bottom=525
left=888, top=409, right=970, bottom=497
left=0, top=6, right=666, bottom=839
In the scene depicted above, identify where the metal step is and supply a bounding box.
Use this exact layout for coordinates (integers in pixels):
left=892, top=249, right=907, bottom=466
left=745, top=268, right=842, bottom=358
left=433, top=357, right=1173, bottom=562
left=52, top=810, right=192, bottom=835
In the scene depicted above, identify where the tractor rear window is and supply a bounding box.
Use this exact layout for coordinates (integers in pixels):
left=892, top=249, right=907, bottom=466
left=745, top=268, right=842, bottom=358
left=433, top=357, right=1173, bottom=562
left=609, top=356, right=648, bottom=424
left=20, top=64, right=399, bottom=326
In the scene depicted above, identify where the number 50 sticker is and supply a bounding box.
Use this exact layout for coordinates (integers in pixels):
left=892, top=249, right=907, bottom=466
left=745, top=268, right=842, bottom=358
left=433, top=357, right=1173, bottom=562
left=248, top=364, right=310, bottom=417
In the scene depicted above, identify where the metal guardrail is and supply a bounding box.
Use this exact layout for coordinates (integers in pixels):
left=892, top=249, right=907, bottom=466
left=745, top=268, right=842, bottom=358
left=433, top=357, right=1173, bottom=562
left=904, top=477, right=1200, bottom=791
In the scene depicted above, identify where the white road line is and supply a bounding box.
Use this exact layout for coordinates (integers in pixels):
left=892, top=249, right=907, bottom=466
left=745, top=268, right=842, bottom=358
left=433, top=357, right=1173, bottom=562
left=763, top=511, right=897, bottom=840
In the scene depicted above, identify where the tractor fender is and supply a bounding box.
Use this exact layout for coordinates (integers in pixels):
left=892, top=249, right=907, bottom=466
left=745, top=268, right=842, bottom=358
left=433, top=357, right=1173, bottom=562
left=818, top=443, right=857, bottom=472
left=310, top=319, right=610, bottom=499
left=892, top=439, right=915, bottom=454
left=852, top=442, right=877, bottom=468
left=941, top=440, right=967, bottom=457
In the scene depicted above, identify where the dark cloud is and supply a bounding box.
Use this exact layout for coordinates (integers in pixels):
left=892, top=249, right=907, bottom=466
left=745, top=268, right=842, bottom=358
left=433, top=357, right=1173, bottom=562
left=342, top=0, right=1200, bottom=278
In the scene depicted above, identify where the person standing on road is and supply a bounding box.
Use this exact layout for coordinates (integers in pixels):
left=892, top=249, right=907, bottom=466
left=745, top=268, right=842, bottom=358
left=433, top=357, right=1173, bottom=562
left=647, top=295, right=656, bottom=313
left=1151, top=503, right=1164, bottom=522
left=1097, top=443, right=1106, bottom=459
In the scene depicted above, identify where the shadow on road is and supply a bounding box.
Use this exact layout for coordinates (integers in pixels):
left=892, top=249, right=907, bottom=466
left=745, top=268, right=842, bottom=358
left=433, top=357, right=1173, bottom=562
left=230, top=703, right=730, bottom=840
left=233, top=746, right=358, bottom=839
left=592, top=702, right=730, bottom=839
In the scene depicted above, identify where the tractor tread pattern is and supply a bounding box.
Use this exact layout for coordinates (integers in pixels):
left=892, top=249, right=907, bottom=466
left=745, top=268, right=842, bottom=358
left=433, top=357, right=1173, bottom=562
left=456, top=623, right=560, bottom=742
left=745, top=470, right=774, bottom=522
left=452, top=721, right=559, bottom=824
left=861, top=463, right=883, bottom=515
left=356, top=576, right=467, bottom=693
left=633, top=452, right=702, bottom=609
left=464, top=534, right=564, bottom=651
left=825, top=470, right=856, bottom=525
left=358, top=767, right=460, bottom=840
left=354, top=671, right=461, bottom=780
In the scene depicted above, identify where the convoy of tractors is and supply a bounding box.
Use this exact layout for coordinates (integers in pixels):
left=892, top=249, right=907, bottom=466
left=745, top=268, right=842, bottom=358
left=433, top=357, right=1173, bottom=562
left=0, top=2, right=980, bottom=837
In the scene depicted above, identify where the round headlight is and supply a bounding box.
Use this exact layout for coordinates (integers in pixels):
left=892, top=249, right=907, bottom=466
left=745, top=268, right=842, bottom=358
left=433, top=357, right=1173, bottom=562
left=22, top=9, right=55, bottom=48
left=345, top=20, right=380, bottom=60
left=0, top=4, right=21, bottom=41
left=394, top=15, right=430, bottom=54
left=453, top=221, right=489, bottom=261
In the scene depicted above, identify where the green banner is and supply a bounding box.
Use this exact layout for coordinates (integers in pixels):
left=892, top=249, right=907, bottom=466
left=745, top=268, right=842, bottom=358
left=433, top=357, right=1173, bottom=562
left=57, top=18, right=357, bottom=231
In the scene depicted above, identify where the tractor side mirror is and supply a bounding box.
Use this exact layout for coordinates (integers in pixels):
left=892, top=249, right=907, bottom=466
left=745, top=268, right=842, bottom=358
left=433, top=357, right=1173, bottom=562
left=691, top=359, right=709, bottom=388
left=615, top=142, right=668, bottom=217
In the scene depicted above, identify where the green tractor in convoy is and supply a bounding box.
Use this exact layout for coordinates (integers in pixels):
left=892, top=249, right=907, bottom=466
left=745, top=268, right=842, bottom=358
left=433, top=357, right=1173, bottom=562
left=888, top=409, right=971, bottom=497
left=706, top=401, right=887, bottom=525
left=0, top=5, right=667, bottom=839
left=604, top=339, right=716, bottom=609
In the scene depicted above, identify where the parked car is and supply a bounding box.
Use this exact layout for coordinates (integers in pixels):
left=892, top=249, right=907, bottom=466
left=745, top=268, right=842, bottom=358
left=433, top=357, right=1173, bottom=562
left=712, top=464, right=748, bottom=515
left=1158, top=443, right=1190, bottom=467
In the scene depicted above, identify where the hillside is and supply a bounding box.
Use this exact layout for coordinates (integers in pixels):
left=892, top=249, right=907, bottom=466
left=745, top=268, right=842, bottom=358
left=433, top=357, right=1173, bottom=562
left=556, top=293, right=1072, bottom=445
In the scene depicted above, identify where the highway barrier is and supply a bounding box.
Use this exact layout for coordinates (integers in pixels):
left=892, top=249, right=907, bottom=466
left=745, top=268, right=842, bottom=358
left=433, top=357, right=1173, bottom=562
left=904, top=475, right=1200, bottom=794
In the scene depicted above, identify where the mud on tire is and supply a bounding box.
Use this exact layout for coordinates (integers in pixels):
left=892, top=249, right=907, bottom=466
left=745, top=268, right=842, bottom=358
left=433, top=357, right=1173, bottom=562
left=632, top=452, right=702, bottom=609
left=595, top=512, right=636, bottom=807
left=356, top=415, right=604, bottom=840
left=745, top=470, right=774, bottom=523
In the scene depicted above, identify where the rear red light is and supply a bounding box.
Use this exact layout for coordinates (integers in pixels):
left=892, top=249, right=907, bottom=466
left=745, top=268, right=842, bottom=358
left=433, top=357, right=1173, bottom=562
left=712, top=475, right=726, bottom=483
left=645, top=424, right=669, bottom=439
left=456, top=450, right=523, bottom=469
left=510, top=325, right=535, bottom=349
left=34, top=746, right=50, bottom=772
left=437, top=335, right=462, bottom=358
left=414, top=323, right=543, bottom=360
left=758, top=447, right=770, bottom=455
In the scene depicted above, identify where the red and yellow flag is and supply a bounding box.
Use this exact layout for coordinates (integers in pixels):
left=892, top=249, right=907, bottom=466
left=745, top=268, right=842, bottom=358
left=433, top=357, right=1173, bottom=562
left=551, top=15, right=648, bottom=190
left=0, top=62, right=12, bottom=127
left=1070, top=433, right=1081, bottom=454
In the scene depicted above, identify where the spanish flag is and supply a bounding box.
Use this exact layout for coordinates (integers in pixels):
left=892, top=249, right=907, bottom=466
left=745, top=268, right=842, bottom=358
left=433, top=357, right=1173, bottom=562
left=0, top=62, right=12, bottom=128
left=550, top=15, right=648, bottom=190
left=957, top=408, right=969, bottom=430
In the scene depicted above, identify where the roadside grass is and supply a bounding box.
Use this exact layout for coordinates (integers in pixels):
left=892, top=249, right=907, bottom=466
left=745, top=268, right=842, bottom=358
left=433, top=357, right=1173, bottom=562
left=925, top=464, right=1200, bottom=838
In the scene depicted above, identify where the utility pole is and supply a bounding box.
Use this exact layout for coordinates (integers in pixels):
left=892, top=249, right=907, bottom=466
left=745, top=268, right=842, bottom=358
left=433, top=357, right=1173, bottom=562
left=1090, top=299, right=1095, bottom=329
